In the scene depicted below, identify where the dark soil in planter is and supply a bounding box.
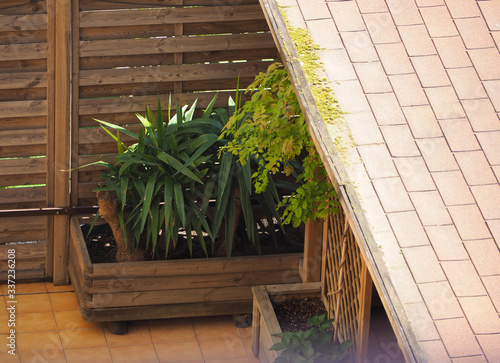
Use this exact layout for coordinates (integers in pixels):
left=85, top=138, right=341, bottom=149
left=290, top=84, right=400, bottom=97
left=272, top=296, right=328, bottom=332
left=81, top=219, right=304, bottom=264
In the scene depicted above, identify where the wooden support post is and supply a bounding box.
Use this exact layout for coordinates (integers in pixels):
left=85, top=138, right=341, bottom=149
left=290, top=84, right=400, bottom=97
left=356, top=262, right=373, bottom=363
left=52, top=0, right=74, bottom=285
left=301, top=219, right=324, bottom=282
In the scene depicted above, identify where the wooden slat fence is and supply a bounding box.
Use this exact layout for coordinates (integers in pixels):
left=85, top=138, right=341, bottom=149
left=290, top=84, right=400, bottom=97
left=0, top=0, right=279, bottom=282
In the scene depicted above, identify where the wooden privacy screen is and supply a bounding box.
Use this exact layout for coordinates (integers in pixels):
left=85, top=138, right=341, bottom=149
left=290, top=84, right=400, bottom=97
left=0, top=0, right=279, bottom=282
left=322, top=208, right=372, bottom=362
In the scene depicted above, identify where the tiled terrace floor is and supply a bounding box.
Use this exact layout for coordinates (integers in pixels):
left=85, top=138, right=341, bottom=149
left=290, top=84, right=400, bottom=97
left=0, top=282, right=260, bottom=363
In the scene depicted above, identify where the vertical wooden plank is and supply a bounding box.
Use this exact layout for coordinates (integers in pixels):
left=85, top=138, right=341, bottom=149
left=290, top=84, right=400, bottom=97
left=53, top=0, right=74, bottom=285
left=251, top=294, right=261, bottom=357
left=356, top=262, right=373, bottom=363
left=70, top=0, right=80, bottom=206
left=173, top=0, right=184, bottom=95
left=301, top=219, right=323, bottom=282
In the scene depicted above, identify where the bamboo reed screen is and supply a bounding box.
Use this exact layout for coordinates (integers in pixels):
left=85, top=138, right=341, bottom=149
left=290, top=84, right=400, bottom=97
left=321, top=207, right=371, bottom=359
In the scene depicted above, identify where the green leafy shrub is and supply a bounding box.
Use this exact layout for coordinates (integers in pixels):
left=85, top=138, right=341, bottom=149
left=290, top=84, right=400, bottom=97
left=271, top=314, right=351, bottom=363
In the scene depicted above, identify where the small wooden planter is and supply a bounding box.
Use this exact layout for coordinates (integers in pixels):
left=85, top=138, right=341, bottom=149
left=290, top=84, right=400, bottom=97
left=68, top=216, right=303, bottom=323
left=251, top=282, right=321, bottom=363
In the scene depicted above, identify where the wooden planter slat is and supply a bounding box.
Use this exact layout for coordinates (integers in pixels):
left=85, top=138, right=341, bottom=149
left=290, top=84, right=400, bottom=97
left=69, top=216, right=302, bottom=323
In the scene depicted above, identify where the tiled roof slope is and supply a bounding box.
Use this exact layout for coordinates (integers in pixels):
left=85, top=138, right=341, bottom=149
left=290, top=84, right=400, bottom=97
left=271, top=0, right=500, bottom=361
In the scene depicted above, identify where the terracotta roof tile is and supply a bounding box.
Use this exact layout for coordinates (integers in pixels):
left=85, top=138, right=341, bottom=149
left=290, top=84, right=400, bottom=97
left=411, top=55, right=450, bottom=87
left=420, top=6, right=458, bottom=37
left=445, top=0, right=481, bottom=19
left=431, top=171, right=475, bottom=206
left=394, top=157, right=436, bottom=192
left=435, top=318, right=483, bottom=357
left=438, top=118, right=480, bottom=152
left=476, top=335, right=500, bottom=363
left=306, top=19, right=343, bottom=50
left=476, top=131, right=500, bottom=165
left=416, top=0, right=445, bottom=6
left=296, top=0, right=330, bottom=20
left=425, top=86, right=466, bottom=119
left=451, top=356, right=488, bottom=363
left=376, top=43, right=414, bottom=75
left=442, top=260, right=487, bottom=297
left=356, top=0, right=388, bottom=14
left=403, top=245, right=446, bottom=283
left=389, top=266, right=425, bottom=303
left=448, top=205, right=492, bottom=240
left=321, top=49, right=357, bottom=81
left=388, top=211, right=430, bottom=247
left=470, top=184, right=500, bottom=220
left=455, top=150, right=497, bottom=185
left=468, top=48, right=500, bottom=81
left=358, top=144, right=398, bottom=178
left=367, top=93, right=407, bottom=125
left=341, top=31, right=379, bottom=62
left=386, top=0, right=423, bottom=25
left=331, top=80, right=371, bottom=113
left=433, top=36, right=472, bottom=69
left=345, top=112, right=384, bottom=145
left=464, top=239, right=500, bottom=277
left=389, top=74, right=428, bottom=106
left=381, top=125, right=420, bottom=157
left=425, top=225, right=469, bottom=260
left=455, top=17, right=496, bottom=49
left=461, top=99, right=500, bottom=132
left=372, top=177, right=414, bottom=212
left=492, top=31, right=500, bottom=50
left=420, top=340, right=452, bottom=363
left=481, top=276, right=500, bottom=312
left=483, top=80, right=500, bottom=112
left=447, top=67, right=487, bottom=100
left=410, top=190, right=453, bottom=226
left=403, top=105, right=443, bottom=138
left=328, top=1, right=365, bottom=32
left=419, top=281, right=464, bottom=320
left=398, top=24, right=436, bottom=56
left=459, top=296, right=500, bottom=334
left=487, top=220, right=500, bottom=249
left=403, top=302, right=440, bottom=341
left=416, top=137, right=459, bottom=172
left=477, top=1, right=500, bottom=31
left=362, top=12, right=400, bottom=44
left=354, top=62, right=392, bottom=93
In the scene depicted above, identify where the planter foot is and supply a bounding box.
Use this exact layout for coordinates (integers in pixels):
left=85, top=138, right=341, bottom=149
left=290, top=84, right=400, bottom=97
left=104, top=321, right=129, bottom=335
left=233, top=313, right=252, bottom=328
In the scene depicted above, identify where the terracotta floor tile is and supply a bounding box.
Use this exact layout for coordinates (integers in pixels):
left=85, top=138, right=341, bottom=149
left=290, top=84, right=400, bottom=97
left=0, top=353, right=19, bottom=362
left=419, top=281, right=464, bottom=320
left=8, top=282, right=47, bottom=295
left=367, top=93, right=407, bottom=125
left=0, top=315, right=12, bottom=334
left=59, top=328, right=107, bottom=350
left=149, top=318, right=196, bottom=344
left=387, top=211, right=430, bottom=247
left=464, top=239, right=500, bottom=276
left=416, top=137, right=458, bottom=172
left=432, top=171, right=474, bottom=206
left=468, top=48, right=500, bottom=81
left=193, top=316, right=241, bottom=342
left=448, top=205, right=492, bottom=240
left=363, top=12, right=399, bottom=44
left=403, top=105, right=442, bottom=139
left=425, top=225, right=469, bottom=260
left=459, top=296, right=500, bottom=334
left=411, top=55, right=451, bottom=88
left=8, top=293, right=52, bottom=314
left=402, top=245, right=446, bottom=283
left=16, top=312, right=57, bottom=333
left=45, top=282, right=73, bottom=293
left=455, top=17, right=495, bottom=50
left=109, top=344, right=159, bottom=363
left=155, top=341, right=203, bottom=362
left=447, top=67, right=487, bottom=100
left=358, top=144, right=398, bottom=179
left=372, top=178, right=414, bottom=213
left=425, top=86, right=466, bottom=120
left=16, top=331, right=62, bottom=352
left=49, top=292, right=79, bottom=312
left=482, top=275, right=500, bottom=312
left=476, top=334, right=500, bottom=363
left=394, top=157, right=436, bottom=192
left=420, top=5, right=457, bottom=37
left=54, top=309, right=101, bottom=330
left=239, top=326, right=252, bottom=340
left=476, top=131, right=500, bottom=165
left=18, top=349, right=67, bottom=363
left=65, top=347, right=113, bottom=363
left=389, top=73, right=428, bottom=106
left=354, top=62, right=392, bottom=94
left=435, top=318, right=483, bottom=358
left=329, top=1, right=365, bottom=32
left=205, top=359, right=251, bottom=363
left=381, top=125, right=420, bottom=157
left=105, top=322, right=152, bottom=346
left=410, top=191, right=452, bottom=226
left=441, top=260, right=486, bottom=297
left=198, top=338, right=248, bottom=361
left=455, top=151, right=497, bottom=186
left=376, top=43, right=415, bottom=76
left=433, top=36, right=472, bottom=69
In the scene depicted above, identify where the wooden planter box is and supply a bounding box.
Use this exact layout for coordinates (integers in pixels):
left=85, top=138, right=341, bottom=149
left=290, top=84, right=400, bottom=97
left=69, top=216, right=303, bottom=323
left=251, top=282, right=321, bottom=363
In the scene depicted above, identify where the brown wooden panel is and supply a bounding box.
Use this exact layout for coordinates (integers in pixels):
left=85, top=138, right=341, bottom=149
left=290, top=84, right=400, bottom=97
left=0, top=242, right=46, bottom=260
left=0, top=30, right=46, bottom=45
left=79, top=82, right=175, bottom=99
left=80, top=0, right=259, bottom=11
left=0, top=0, right=47, bottom=15
left=0, top=71, right=47, bottom=89
left=0, top=99, right=47, bottom=118
left=0, top=128, right=46, bottom=146
left=0, top=186, right=46, bottom=207
left=0, top=13, right=47, bottom=32
left=0, top=157, right=45, bottom=176
left=184, top=19, right=269, bottom=36
left=0, top=145, right=46, bottom=158
left=0, top=88, right=47, bottom=102
left=79, top=33, right=275, bottom=58
left=0, top=42, right=47, bottom=61
left=0, top=116, right=45, bottom=130
left=0, top=59, right=47, bottom=73
left=0, top=173, right=45, bottom=188
left=0, top=215, right=46, bottom=233
left=80, top=24, right=175, bottom=41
